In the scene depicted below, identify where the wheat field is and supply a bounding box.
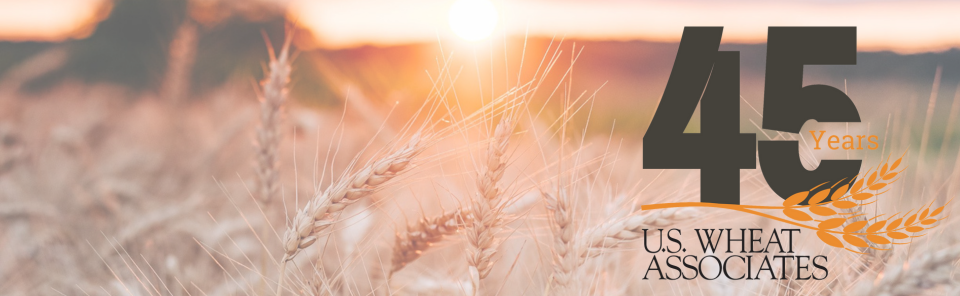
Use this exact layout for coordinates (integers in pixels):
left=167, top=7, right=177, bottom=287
left=1, top=10, right=959, bottom=295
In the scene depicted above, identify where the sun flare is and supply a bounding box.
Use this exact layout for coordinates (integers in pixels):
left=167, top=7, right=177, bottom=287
left=448, top=0, right=498, bottom=42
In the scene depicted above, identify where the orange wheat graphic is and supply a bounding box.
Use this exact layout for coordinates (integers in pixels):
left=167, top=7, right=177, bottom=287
left=642, top=153, right=949, bottom=252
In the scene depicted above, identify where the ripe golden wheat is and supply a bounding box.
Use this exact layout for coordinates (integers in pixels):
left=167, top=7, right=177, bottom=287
left=465, top=116, right=514, bottom=295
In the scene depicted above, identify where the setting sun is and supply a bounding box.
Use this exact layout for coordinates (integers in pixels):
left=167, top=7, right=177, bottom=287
left=449, top=0, right=498, bottom=41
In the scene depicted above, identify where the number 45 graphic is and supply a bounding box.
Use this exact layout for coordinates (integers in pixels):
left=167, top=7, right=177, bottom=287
left=643, top=27, right=862, bottom=205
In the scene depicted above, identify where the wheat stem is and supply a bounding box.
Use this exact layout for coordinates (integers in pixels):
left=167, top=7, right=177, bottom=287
left=938, top=83, right=960, bottom=198
left=914, top=66, right=942, bottom=193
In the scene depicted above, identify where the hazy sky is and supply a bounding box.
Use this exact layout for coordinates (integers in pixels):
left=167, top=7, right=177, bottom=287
left=289, top=0, right=960, bottom=53
left=0, top=0, right=108, bottom=41
left=0, top=0, right=957, bottom=53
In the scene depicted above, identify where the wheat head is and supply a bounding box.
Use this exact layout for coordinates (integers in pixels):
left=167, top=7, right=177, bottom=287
left=579, top=208, right=697, bottom=260
left=544, top=189, right=577, bottom=291
left=465, top=117, right=513, bottom=293
left=254, top=37, right=291, bottom=206
left=281, top=132, right=429, bottom=263
left=390, top=208, right=472, bottom=275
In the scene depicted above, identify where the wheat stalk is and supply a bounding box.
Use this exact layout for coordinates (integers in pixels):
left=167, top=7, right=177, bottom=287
left=255, top=33, right=292, bottom=295
left=391, top=192, right=540, bottom=278
left=579, top=208, right=697, bottom=260
left=776, top=260, right=802, bottom=296
left=159, top=19, right=198, bottom=103
left=914, top=66, right=942, bottom=193
left=390, top=208, right=472, bottom=275
left=280, top=132, right=428, bottom=260
left=276, top=132, right=429, bottom=295
left=465, top=117, right=513, bottom=294
left=254, top=34, right=292, bottom=206
left=935, top=83, right=960, bottom=187
left=856, top=245, right=960, bottom=296
left=544, top=189, right=577, bottom=292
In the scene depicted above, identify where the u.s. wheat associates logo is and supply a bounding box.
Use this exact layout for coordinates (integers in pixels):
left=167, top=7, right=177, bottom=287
left=634, top=26, right=947, bottom=281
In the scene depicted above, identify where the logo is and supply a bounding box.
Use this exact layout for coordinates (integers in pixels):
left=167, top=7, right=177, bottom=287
left=640, top=27, right=947, bottom=253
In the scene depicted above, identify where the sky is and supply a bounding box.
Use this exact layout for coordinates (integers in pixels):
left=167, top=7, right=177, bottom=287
left=0, top=0, right=109, bottom=41
left=0, top=0, right=958, bottom=53
left=289, top=0, right=960, bottom=53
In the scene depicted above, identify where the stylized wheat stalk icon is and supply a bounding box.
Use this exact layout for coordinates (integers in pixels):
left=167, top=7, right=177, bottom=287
left=642, top=152, right=949, bottom=252
left=776, top=154, right=948, bottom=252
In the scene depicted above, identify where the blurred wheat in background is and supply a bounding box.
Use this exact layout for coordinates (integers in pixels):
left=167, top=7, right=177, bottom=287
left=0, top=0, right=959, bottom=295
